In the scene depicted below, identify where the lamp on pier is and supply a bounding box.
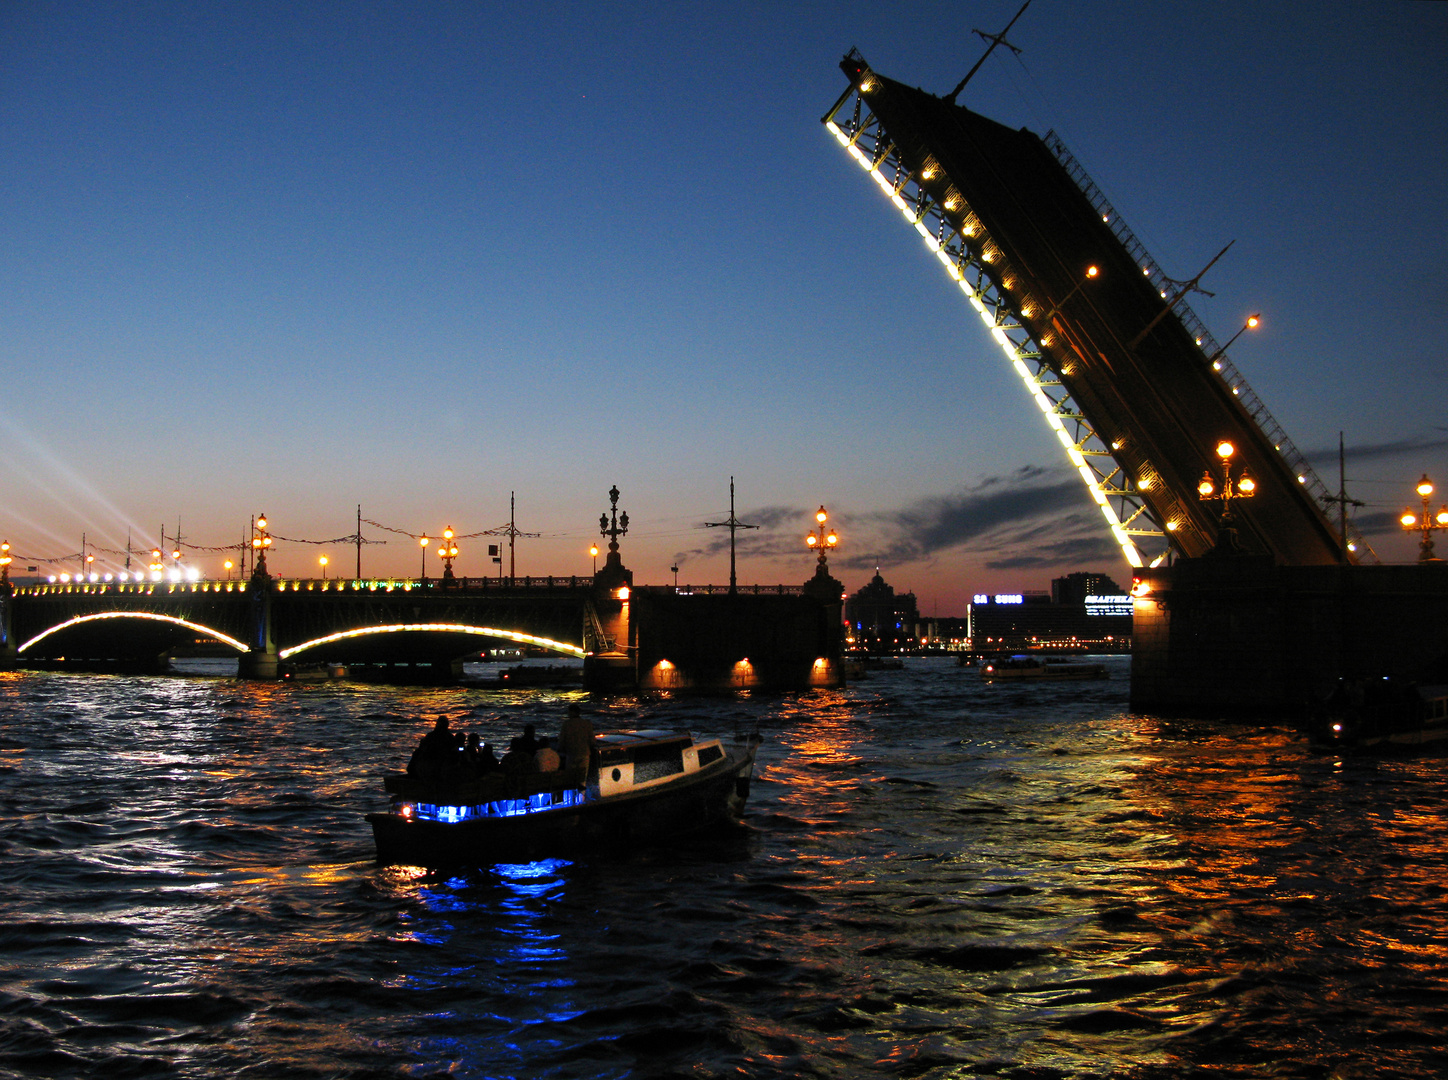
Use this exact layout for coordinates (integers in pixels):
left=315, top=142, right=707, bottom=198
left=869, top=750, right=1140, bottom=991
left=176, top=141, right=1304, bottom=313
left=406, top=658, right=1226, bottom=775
left=224, top=559, right=234, bottom=581
left=1197, top=441, right=1256, bottom=552
left=805, top=506, right=839, bottom=569
left=319, top=554, right=329, bottom=580
left=437, top=527, right=459, bottom=583
left=418, top=534, right=430, bottom=582
left=589, top=544, right=598, bottom=574
left=1400, top=474, right=1448, bottom=562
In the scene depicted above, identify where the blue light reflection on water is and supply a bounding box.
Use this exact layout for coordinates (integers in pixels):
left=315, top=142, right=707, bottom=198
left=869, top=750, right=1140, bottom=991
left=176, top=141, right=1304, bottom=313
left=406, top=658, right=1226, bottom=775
left=1, top=659, right=1446, bottom=1078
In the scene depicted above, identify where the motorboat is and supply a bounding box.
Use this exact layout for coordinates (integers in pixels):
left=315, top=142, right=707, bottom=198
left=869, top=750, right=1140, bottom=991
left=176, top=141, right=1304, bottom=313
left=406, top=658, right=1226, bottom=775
left=368, top=728, right=760, bottom=866
left=1309, top=678, right=1448, bottom=753
left=980, top=655, right=1108, bottom=681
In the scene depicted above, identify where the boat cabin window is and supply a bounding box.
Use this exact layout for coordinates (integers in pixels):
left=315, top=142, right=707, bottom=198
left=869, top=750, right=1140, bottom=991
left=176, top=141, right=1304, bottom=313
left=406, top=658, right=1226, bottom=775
left=596, top=735, right=690, bottom=782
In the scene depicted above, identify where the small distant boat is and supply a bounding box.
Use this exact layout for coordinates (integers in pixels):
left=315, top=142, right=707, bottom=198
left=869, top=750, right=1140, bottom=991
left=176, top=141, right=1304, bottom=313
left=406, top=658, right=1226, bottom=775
left=1310, top=679, right=1448, bottom=752
left=980, top=655, right=1107, bottom=681
left=368, top=729, right=760, bottom=866
left=471, top=664, right=584, bottom=689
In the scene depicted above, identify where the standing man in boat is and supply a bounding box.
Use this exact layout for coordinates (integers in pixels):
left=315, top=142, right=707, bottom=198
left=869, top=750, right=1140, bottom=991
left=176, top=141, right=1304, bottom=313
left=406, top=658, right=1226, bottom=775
left=559, top=704, right=594, bottom=772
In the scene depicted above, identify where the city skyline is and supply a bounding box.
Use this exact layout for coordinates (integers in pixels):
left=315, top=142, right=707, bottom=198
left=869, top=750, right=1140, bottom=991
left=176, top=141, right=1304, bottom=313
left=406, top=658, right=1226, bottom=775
left=2, top=2, right=1445, bottom=614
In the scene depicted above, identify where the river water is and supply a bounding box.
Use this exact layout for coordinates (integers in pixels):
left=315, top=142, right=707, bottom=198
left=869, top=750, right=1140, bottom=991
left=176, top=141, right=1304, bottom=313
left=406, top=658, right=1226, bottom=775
left=0, top=656, right=1444, bottom=1079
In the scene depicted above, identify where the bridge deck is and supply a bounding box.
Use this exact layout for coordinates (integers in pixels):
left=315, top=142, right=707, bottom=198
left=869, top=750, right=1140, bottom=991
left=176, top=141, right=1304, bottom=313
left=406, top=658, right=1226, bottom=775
left=832, top=59, right=1344, bottom=565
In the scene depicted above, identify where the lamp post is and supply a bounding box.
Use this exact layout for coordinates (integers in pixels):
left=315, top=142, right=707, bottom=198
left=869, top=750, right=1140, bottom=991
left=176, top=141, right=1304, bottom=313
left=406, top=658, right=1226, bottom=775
left=224, top=559, right=234, bottom=581
left=319, top=555, right=329, bottom=580
left=590, top=544, right=598, bottom=574
left=1197, top=441, right=1256, bottom=550
left=252, top=514, right=272, bottom=578
left=1042, top=264, right=1099, bottom=322
left=805, top=505, right=839, bottom=570
left=437, top=527, right=459, bottom=582
left=150, top=548, right=164, bottom=581
left=1206, top=314, right=1260, bottom=367
left=419, top=534, right=430, bottom=582
left=1400, top=474, right=1448, bottom=561
left=0, top=541, right=11, bottom=586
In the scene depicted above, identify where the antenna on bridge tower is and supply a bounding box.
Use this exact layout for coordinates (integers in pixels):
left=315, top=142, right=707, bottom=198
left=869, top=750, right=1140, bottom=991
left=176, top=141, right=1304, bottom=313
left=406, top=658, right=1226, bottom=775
left=704, top=477, right=759, bottom=595
left=946, top=0, right=1030, bottom=104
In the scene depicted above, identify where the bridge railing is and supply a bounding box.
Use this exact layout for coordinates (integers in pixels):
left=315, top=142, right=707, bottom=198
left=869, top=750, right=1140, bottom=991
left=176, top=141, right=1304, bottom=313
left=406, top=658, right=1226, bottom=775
left=1043, top=130, right=1376, bottom=562
left=634, top=584, right=807, bottom=596
left=11, top=575, right=598, bottom=597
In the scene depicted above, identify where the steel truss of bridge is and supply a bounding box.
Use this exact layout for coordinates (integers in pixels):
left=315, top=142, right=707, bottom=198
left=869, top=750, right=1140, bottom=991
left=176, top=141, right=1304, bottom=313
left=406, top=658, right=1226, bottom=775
left=822, top=50, right=1366, bottom=568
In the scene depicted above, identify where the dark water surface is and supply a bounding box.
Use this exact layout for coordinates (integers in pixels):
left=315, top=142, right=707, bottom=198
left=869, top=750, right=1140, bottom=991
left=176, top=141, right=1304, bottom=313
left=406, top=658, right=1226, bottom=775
left=1, top=657, right=1444, bottom=1079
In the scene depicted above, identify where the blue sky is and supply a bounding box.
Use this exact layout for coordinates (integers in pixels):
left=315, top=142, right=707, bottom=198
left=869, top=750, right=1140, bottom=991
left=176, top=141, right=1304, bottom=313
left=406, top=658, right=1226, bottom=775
left=2, top=2, right=1444, bottom=613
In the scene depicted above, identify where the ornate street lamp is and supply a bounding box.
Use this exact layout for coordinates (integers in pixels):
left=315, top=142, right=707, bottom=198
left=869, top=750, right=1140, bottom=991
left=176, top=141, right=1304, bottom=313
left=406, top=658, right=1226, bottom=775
left=1400, top=474, right=1448, bottom=562
left=252, top=514, right=272, bottom=578
left=419, top=534, right=430, bottom=581
left=436, top=527, right=459, bottom=582
left=599, top=487, right=628, bottom=565
left=805, top=505, right=839, bottom=569
left=1197, top=441, right=1256, bottom=549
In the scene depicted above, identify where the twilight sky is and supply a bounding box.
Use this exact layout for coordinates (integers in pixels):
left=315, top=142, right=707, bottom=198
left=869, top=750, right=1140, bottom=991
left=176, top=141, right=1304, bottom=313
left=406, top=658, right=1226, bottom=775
left=2, top=1, right=1445, bottom=614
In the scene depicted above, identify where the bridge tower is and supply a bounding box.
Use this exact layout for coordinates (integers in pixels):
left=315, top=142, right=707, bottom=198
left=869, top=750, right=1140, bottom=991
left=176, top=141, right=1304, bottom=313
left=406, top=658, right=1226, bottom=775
left=821, top=52, right=1367, bottom=569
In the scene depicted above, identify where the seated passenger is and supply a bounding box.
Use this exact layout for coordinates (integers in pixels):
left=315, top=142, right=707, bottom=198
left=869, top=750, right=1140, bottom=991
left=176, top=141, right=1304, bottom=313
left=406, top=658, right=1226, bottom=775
left=409, top=716, right=458, bottom=781
left=474, top=739, right=500, bottom=774
left=534, top=736, right=560, bottom=773
left=498, top=736, right=537, bottom=774
left=518, top=723, right=539, bottom=758
left=462, top=732, right=497, bottom=775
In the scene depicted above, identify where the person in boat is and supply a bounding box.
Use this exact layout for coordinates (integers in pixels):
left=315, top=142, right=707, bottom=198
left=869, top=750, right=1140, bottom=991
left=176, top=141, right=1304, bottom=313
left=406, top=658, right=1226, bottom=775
left=408, top=715, right=462, bottom=780
left=518, top=723, right=539, bottom=758
left=498, top=736, right=537, bottom=774
left=559, top=704, right=594, bottom=772
left=463, top=732, right=498, bottom=775
left=534, top=736, right=560, bottom=773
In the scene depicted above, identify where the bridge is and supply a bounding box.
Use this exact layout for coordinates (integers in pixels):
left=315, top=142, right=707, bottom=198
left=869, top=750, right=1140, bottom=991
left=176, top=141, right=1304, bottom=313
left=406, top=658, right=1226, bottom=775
left=819, top=51, right=1448, bottom=716
left=822, top=50, right=1365, bottom=569
left=1, top=574, right=614, bottom=678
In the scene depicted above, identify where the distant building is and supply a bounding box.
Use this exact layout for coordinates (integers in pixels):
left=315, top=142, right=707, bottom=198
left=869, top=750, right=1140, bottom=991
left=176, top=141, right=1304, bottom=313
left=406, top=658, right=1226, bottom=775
left=1051, top=571, right=1125, bottom=605
left=969, top=577, right=1131, bottom=654
left=845, top=569, right=919, bottom=653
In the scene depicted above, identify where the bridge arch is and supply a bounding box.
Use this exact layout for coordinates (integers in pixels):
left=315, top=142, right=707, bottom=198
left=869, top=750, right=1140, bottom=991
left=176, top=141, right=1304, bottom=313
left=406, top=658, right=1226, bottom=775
left=277, top=623, right=586, bottom=660
left=18, top=611, right=249, bottom=654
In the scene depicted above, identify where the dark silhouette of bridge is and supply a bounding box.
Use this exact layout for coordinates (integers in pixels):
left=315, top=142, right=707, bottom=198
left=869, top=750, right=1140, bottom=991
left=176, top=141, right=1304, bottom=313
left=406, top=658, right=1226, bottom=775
left=2, top=575, right=609, bottom=677
left=823, top=50, right=1365, bottom=570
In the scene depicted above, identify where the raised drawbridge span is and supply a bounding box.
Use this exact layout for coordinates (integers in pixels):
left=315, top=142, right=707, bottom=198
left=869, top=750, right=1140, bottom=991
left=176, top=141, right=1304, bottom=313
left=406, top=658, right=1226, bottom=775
left=822, top=51, right=1365, bottom=569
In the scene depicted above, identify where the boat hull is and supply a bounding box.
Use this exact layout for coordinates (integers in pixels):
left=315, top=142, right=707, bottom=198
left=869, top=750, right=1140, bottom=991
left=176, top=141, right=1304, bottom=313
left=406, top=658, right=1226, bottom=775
left=368, top=745, right=757, bottom=866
